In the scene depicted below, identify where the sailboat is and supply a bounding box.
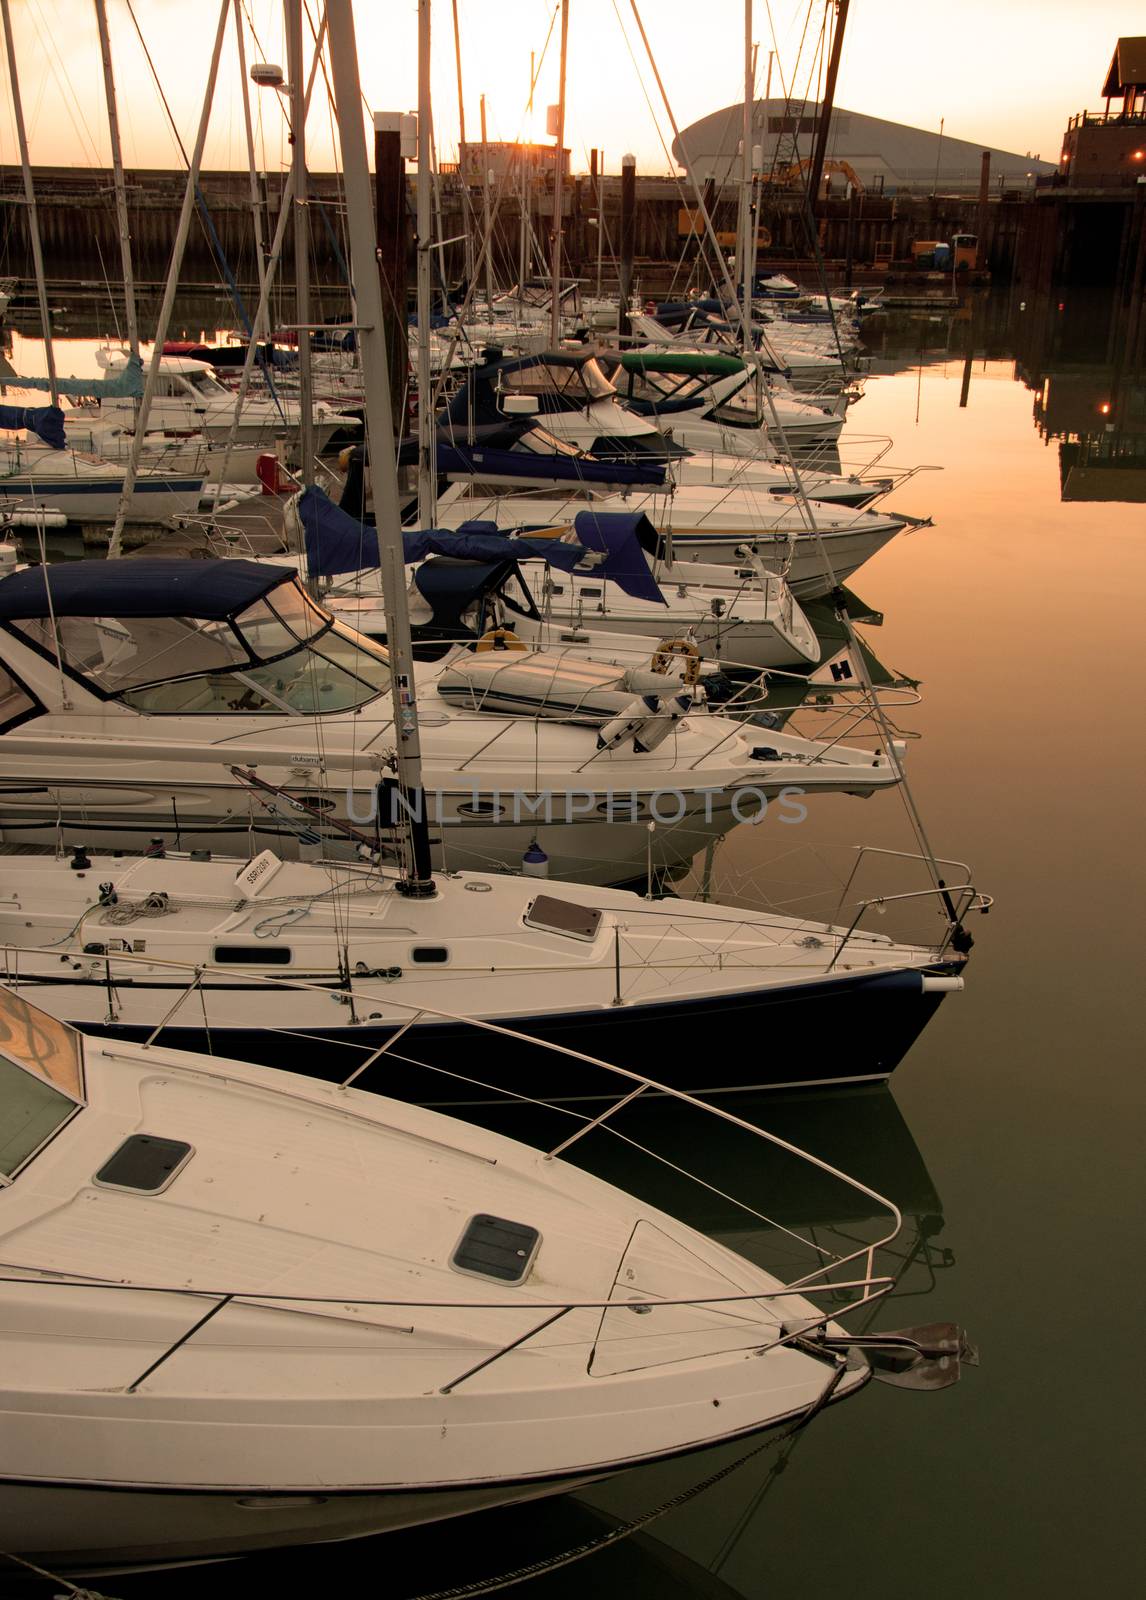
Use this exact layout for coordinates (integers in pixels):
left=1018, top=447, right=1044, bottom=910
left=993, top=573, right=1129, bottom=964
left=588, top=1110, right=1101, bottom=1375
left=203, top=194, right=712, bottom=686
left=0, top=838, right=975, bottom=1096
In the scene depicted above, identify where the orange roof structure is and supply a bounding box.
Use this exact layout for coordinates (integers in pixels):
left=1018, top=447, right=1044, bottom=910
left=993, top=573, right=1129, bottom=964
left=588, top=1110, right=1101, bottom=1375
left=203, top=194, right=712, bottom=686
left=1102, top=37, right=1146, bottom=97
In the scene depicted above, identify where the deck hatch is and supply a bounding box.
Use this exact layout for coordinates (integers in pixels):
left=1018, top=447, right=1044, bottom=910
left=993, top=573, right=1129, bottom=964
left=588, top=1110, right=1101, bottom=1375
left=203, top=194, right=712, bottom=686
left=93, top=1135, right=194, bottom=1193
left=523, top=895, right=603, bottom=942
left=451, top=1214, right=541, bottom=1284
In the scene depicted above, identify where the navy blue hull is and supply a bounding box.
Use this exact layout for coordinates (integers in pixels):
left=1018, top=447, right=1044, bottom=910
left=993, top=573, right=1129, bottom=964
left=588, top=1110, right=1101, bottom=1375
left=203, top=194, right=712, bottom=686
left=70, top=965, right=961, bottom=1105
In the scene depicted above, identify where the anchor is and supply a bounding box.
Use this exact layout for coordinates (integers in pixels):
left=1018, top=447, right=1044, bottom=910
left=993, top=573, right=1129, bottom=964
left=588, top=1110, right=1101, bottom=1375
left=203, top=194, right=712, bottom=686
left=784, top=1321, right=979, bottom=1391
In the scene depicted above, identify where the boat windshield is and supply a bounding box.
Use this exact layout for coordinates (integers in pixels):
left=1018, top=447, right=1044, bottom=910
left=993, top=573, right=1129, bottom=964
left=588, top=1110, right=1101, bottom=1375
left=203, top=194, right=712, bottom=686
left=623, top=369, right=712, bottom=405
left=184, top=370, right=231, bottom=398
left=0, top=989, right=84, bottom=1180
left=10, top=580, right=393, bottom=715
left=514, top=426, right=584, bottom=459
left=500, top=358, right=616, bottom=405
left=708, top=377, right=763, bottom=427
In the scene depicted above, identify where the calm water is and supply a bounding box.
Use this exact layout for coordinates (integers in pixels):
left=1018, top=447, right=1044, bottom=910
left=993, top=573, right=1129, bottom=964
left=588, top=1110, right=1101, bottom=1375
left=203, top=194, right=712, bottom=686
left=7, top=296, right=1145, bottom=1598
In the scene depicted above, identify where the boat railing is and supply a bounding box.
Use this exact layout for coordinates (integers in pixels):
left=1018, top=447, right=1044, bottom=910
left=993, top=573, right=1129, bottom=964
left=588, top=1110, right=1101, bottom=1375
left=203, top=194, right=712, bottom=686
left=0, top=972, right=906, bottom=1392
left=0, top=1268, right=898, bottom=1397
left=826, top=845, right=993, bottom=968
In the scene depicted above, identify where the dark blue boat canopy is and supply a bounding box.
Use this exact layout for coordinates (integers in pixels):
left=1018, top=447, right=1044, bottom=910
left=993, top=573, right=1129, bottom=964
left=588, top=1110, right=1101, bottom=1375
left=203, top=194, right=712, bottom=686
left=0, top=559, right=298, bottom=621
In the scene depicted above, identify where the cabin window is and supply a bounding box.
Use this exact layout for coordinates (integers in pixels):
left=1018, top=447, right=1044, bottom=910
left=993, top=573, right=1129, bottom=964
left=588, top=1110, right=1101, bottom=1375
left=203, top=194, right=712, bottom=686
left=211, top=945, right=292, bottom=964
left=0, top=663, right=38, bottom=732
left=6, top=583, right=391, bottom=715
left=410, top=946, right=449, bottom=964
left=596, top=798, right=648, bottom=819
left=516, top=426, right=582, bottom=459
left=496, top=569, right=540, bottom=619
left=186, top=371, right=230, bottom=398
left=501, top=363, right=584, bottom=399
left=0, top=1054, right=80, bottom=1178
left=11, top=613, right=249, bottom=691
left=121, top=620, right=391, bottom=715
left=457, top=799, right=505, bottom=819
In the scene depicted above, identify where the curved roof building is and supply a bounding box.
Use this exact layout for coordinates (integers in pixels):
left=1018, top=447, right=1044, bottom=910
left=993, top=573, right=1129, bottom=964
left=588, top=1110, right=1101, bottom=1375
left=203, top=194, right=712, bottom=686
left=673, top=101, right=1057, bottom=194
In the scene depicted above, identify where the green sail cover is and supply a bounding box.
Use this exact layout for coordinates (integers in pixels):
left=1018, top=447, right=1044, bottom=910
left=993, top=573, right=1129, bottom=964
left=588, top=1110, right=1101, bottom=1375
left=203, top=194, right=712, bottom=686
left=5, top=353, right=144, bottom=398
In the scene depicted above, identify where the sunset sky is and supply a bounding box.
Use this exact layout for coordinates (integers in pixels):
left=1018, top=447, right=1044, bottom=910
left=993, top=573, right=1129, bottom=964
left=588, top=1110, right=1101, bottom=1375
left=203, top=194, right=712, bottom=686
left=0, top=1, right=1138, bottom=177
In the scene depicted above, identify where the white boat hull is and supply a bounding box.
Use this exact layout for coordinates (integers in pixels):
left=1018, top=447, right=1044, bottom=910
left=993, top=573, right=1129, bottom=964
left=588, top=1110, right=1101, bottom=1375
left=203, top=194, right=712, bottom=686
left=662, top=521, right=904, bottom=597
left=0, top=474, right=205, bottom=523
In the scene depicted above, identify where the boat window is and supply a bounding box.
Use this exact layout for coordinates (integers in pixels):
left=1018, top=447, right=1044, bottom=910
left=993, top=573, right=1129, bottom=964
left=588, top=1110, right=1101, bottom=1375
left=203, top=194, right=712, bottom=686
left=0, top=990, right=85, bottom=1180
left=706, top=371, right=759, bottom=427
left=185, top=370, right=230, bottom=398
left=0, top=1055, right=80, bottom=1178
left=457, top=798, right=505, bottom=818
left=709, top=396, right=763, bottom=428
left=10, top=581, right=392, bottom=715
left=411, top=946, right=449, bottom=963
left=588, top=433, right=673, bottom=460
left=628, top=370, right=705, bottom=403
left=122, top=625, right=391, bottom=715
left=11, top=612, right=250, bottom=691
left=211, top=945, right=292, bottom=964
left=514, top=426, right=583, bottom=459
left=0, top=663, right=38, bottom=731
left=493, top=568, right=540, bottom=619
left=501, top=363, right=585, bottom=400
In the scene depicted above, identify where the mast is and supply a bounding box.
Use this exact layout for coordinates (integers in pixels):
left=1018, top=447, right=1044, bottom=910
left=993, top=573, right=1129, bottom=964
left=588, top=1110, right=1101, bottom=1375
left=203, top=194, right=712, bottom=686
left=519, top=53, right=533, bottom=292
left=596, top=149, right=604, bottom=300
left=93, top=0, right=139, bottom=364
left=451, top=0, right=475, bottom=292
left=233, top=0, right=269, bottom=331
left=479, top=93, right=494, bottom=312
left=284, top=0, right=315, bottom=484
left=415, top=0, right=436, bottom=527
left=217, top=9, right=326, bottom=493
left=740, top=0, right=752, bottom=349
left=549, top=0, right=569, bottom=347
left=326, top=0, right=435, bottom=897
left=1, top=0, right=58, bottom=406
left=805, top=0, right=849, bottom=217
left=107, top=0, right=230, bottom=559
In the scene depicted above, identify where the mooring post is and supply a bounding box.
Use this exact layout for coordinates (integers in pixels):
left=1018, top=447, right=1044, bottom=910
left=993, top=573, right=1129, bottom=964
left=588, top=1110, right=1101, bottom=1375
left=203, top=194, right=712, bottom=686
left=976, top=150, right=991, bottom=272
left=619, top=152, right=636, bottom=340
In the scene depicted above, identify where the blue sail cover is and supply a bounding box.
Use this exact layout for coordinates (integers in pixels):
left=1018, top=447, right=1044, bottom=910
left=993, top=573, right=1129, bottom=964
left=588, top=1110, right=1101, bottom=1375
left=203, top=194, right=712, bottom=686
left=297, top=488, right=588, bottom=578
left=0, top=404, right=65, bottom=449
left=570, top=512, right=666, bottom=606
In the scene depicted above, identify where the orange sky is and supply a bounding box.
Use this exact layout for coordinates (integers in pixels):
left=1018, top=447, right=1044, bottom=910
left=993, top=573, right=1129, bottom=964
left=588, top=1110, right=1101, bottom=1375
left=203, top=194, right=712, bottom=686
left=0, top=1, right=1138, bottom=176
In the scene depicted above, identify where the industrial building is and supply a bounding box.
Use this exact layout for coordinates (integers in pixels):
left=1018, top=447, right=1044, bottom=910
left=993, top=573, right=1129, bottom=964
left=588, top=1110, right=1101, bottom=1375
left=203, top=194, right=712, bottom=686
left=673, top=100, right=1057, bottom=195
